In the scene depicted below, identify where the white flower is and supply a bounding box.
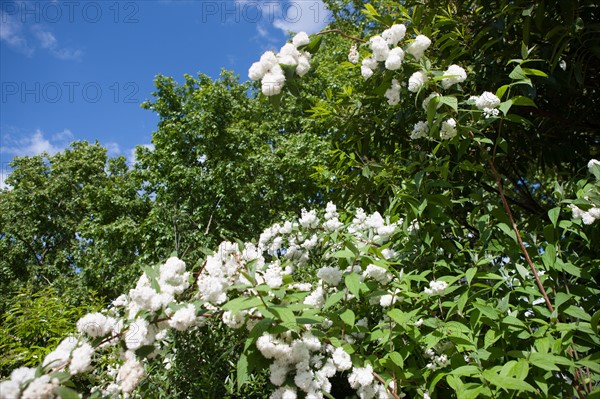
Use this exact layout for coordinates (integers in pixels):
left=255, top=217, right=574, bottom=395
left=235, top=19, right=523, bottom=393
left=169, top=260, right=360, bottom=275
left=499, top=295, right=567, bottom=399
left=415, top=318, right=424, bottom=327
left=440, top=118, right=458, bottom=140
left=332, top=347, right=352, bottom=371
left=296, top=55, right=311, bottom=76
left=441, top=64, right=467, bottom=89
left=411, top=121, right=429, bottom=139
left=348, top=364, right=374, bottom=389
left=117, top=354, right=145, bottom=393
left=361, top=57, right=378, bottom=79
left=385, top=47, right=404, bottom=70
left=483, top=107, right=500, bottom=118
left=384, top=79, right=401, bottom=105
left=588, top=159, right=600, bottom=173
left=361, top=65, right=374, bottom=79
left=408, top=71, right=428, bottom=93
left=422, top=92, right=441, bottom=112
left=304, top=285, right=325, bottom=308
left=0, top=380, right=20, bottom=399
left=264, top=262, right=284, bottom=288
left=369, top=35, right=390, bottom=61
left=223, top=310, right=246, bottom=329
left=300, top=209, right=319, bottom=228
left=365, top=264, right=392, bottom=285
left=317, top=266, right=343, bottom=286
left=168, top=304, right=197, bottom=331
left=69, top=342, right=94, bottom=375
left=474, top=91, right=501, bottom=109
left=262, top=65, right=286, bottom=96
left=582, top=212, right=596, bottom=225
left=292, top=32, right=310, bottom=47
left=406, top=35, right=431, bottom=60
left=348, top=44, right=359, bottom=64
left=379, top=294, right=396, bottom=307
left=424, top=280, right=448, bottom=295
left=382, top=24, right=406, bottom=46
left=42, top=337, right=77, bottom=369
left=77, top=313, right=116, bottom=338
left=20, top=374, right=57, bottom=399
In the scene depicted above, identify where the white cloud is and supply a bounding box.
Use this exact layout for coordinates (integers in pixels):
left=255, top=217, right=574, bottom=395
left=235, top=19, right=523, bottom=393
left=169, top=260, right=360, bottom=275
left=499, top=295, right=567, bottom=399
left=0, top=8, right=82, bottom=60
left=105, top=142, right=121, bottom=156
left=1, top=128, right=72, bottom=157
left=31, top=25, right=83, bottom=61
left=0, top=172, right=11, bottom=191
left=0, top=13, right=33, bottom=56
left=127, top=144, right=154, bottom=167
left=52, top=129, right=74, bottom=141
left=273, top=0, right=330, bottom=34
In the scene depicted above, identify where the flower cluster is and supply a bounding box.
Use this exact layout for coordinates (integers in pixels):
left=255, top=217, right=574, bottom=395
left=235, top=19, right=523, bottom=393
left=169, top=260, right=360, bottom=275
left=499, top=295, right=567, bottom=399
left=470, top=91, right=501, bottom=118
left=569, top=159, right=600, bottom=225
left=361, top=24, right=408, bottom=79
left=424, top=280, right=448, bottom=295
left=249, top=32, right=311, bottom=96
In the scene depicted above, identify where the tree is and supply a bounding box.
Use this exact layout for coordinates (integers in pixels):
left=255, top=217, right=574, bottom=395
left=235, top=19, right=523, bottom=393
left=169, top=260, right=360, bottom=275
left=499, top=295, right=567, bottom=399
left=1, top=1, right=599, bottom=398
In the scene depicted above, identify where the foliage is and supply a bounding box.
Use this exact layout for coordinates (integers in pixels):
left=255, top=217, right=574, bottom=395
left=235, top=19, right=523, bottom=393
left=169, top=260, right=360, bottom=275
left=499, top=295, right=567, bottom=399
left=1, top=1, right=599, bottom=398
left=0, top=286, right=103, bottom=376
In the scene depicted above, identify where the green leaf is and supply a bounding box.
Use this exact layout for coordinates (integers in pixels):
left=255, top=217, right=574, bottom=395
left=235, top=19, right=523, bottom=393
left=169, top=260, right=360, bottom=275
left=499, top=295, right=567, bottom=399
left=509, top=65, right=527, bottom=80
left=331, top=248, right=355, bottom=258
left=237, top=352, right=249, bottom=390
left=345, top=273, right=361, bottom=299
left=511, top=95, right=537, bottom=107
left=465, top=267, right=477, bottom=286
left=323, top=291, right=345, bottom=310
left=56, top=387, right=80, bottom=399
left=496, top=84, right=511, bottom=100
left=303, top=36, right=322, bottom=55
left=339, top=308, right=355, bottom=327
left=497, top=222, right=517, bottom=242
left=522, top=68, right=548, bottom=77
left=482, top=369, right=536, bottom=392
left=529, top=352, right=573, bottom=371
left=563, top=305, right=591, bottom=321
left=271, top=306, right=296, bottom=329
left=390, top=351, right=404, bottom=367
left=363, top=3, right=380, bottom=16
left=222, top=296, right=264, bottom=313
left=451, top=365, right=480, bottom=377
left=439, top=96, right=458, bottom=111
left=591, top=310, right=600, bottom=334
left=548, top=207, right=560, bottom=227
left=498, top=99, right=513, bottom=116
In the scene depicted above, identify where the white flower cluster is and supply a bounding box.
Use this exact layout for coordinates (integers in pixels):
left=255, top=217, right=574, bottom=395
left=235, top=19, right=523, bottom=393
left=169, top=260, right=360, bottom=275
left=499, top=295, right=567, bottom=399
left=348, top=364, right=394, bottom=399
left=440, top=64, right=468, bottom=89
left=249, top=32, right=312, bottom=96
left=570, top=204, right=600, bottom=225
left=348, top=44, right=359, bottom=64
left=408, top=71, right=428, bottom=93
left=439, top=118, right=458, bottom=140
left=424, top=348, right=450, bottom=371
left=424, top=280, right=448, bottom=295
left=568, top=159, right=600, bottom=224
left=361, top=24, right=408, bottom=79
left=385, top=79, right=402, bottom=105
left=0, top=337, right=95, bottom=398
left=348, top=209, right=399, bottom=243
left=256, top=332, right=335, bottom=398
left=470, top=91, right=501, bottom=118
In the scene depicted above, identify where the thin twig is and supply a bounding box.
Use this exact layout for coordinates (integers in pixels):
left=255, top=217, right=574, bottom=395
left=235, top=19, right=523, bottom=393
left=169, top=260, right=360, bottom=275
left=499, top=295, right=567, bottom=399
left=373, top=371, right=401, bottom=399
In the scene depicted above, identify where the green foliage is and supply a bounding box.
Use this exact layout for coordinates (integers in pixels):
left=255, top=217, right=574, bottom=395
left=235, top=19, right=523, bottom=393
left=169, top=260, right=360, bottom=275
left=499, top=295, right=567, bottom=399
left=0, top=286, right=103, bottom=376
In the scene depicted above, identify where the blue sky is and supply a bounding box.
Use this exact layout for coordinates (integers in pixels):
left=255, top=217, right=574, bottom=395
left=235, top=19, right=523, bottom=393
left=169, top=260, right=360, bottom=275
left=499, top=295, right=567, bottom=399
left=0, top=0, right=331, bottom=188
